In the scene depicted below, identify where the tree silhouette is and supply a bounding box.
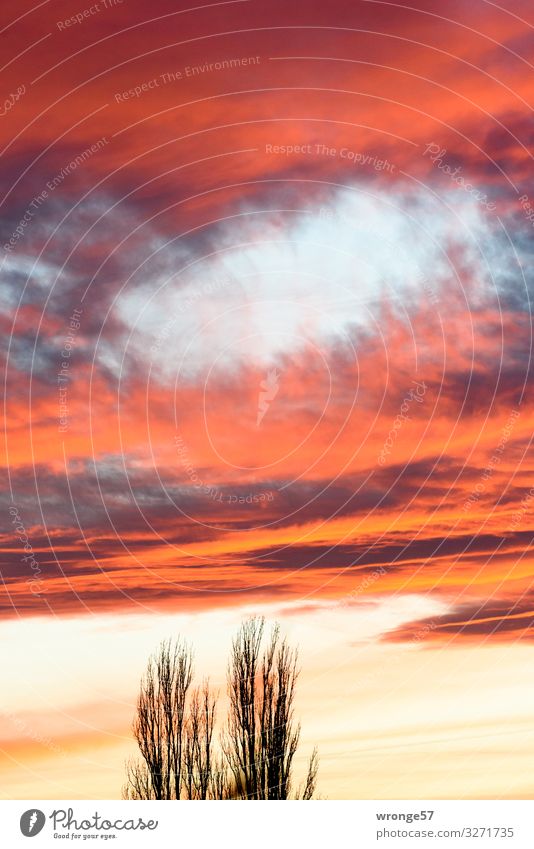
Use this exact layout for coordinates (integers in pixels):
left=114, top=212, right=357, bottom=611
left=183, top=681, right=222, bottom=799
left=223, top=618, right=317, bottom=799
left=123, top=618, right=318, bottom=799
left=123, top=638, right=193, bottom=800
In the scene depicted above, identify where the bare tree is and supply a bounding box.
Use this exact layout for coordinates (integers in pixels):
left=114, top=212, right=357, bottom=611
left=183, top=681, right=219, bottom=799
left=223, top=618, right=318, bottom=799
left=123, top=619, right=318, bottom=799
left=299, top=745, right=319, bottom=800
left=123, top=758, right=153, bottom=800
left=123, top=639, right=193, bottom=799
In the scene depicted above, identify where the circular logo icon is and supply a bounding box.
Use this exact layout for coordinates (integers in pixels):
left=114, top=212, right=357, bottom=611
left=20, top=810, right=46, bottom=837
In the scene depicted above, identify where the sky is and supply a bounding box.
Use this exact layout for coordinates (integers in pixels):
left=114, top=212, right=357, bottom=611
left=1, top=0, right=534, bottom=800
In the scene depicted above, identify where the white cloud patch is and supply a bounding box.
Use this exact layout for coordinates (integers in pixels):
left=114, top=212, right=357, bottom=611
left=115, top=183, right=505, bottom=381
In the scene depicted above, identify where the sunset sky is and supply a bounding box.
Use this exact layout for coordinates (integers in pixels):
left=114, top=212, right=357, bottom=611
left=2, top=0, right=534, bottom=800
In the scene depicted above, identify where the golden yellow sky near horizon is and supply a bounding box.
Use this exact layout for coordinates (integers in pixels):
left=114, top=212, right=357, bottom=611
left=2, top=600, right=534, bottom=800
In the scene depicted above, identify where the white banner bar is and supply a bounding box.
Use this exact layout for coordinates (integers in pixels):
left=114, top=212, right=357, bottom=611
left=3, top=800, right=534, bottom=848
